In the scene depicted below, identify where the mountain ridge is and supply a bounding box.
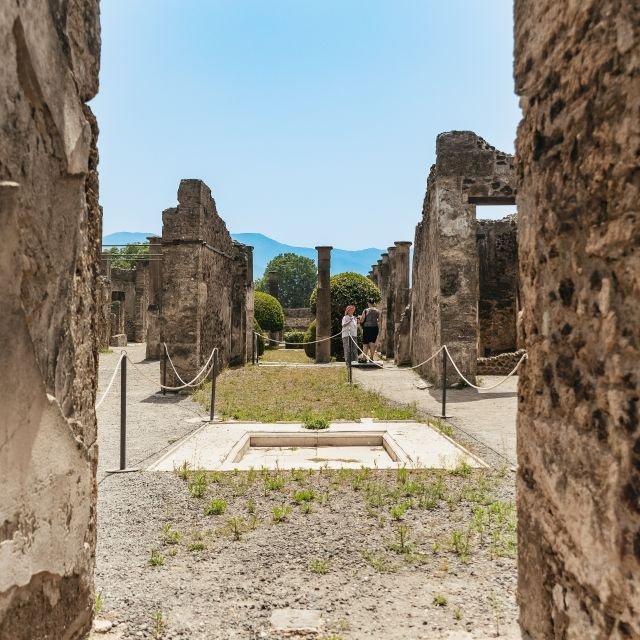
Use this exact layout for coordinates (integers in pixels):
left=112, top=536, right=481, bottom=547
left=102, top=231, right=384, bottom=276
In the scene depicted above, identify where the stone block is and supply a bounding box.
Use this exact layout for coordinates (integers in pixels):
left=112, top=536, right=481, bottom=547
left=109, top=334, right=127, bottom=348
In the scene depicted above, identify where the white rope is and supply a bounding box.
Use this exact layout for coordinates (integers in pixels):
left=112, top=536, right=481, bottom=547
left=444, top=345, right=527, bottom=390
left=96, top=352, right=124, bottom=409
left=126, top=356, right=215, bottom=391
left=255, top=330, right=343, bottom=346
left=163, top=343, right=217, bottom=387
left=348, top=335, right=445, bottom=371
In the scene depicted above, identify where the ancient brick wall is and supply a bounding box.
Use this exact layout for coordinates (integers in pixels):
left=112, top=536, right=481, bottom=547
left=111, top=268, right=137, bottom=340
left=162, top=179, right=253, bottom=383
left=0, top=3, right=101, bottom=638
left=411, top=131, right=516, bottom=384
left=515, top=1, right=639, bottom=637
left=284, top=308, right=314, bottom=332
left=477, top=349, right=526, bottom=376
left=477, top=214, right=518, bottom=356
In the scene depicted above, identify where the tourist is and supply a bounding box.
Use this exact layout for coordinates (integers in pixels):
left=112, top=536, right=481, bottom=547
left=359, top=300, right=380, bottom=361
left=341, top=304, right=358, bottom=365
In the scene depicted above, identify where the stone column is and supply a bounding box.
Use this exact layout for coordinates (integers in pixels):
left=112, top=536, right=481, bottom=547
left=267, top=270, right=279, bottom=301
left=384, top=246, right=397, bottom=358
left=378, top=254, right=390, bottom=357
left=145, top=237, right=162, bottom=360
left=393, top=241, right=412, bottom=365
left=315, top=246, right=332, bottom=363
left=147, top=236, right=162, bottom=307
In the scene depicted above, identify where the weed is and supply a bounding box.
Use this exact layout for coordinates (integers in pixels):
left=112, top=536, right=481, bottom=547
left=233, top=482, right=249, bottom=497
left=449, top=530, right=471, bottom=560
left=265, top=476, right=286, bottom=492
left=433, top=594, right=448, bottom=607
left=167, top=547, right=178, bottom=557
left=453, top=607, right=463, bottom=621
left=351, top=474, right=365, bottom=491
left=303, top=416, right=330, bottom=430
left=390, top=503, right=409, bottom=521
left=301, top=502, right=313, bottom=515
left=431, top=542, right=440, bottom=555
left=362, top=550, right=397, bottom=573
left=227, top=516, right=246, bottom=541
left=396, top=467, right=409, bottom=484
left=246, top=498, right=256, bottom=514
left=174, top=461, right=191, bottom=481
left=161, top=524, right=181, bottom=545
left=248, top=515, right=260, bottom=530
left=451, top=460, right=473, bottom=477
left=387, top=524, right=413, bottom=554
left=187, top=541, right=206, bottom=552
left=94, top=591, right=104, bottom=614
left=291, top=468, right=306, bottom=483
left=151, top=609, right=165, bottom=639
left=204, top=498, right=227, bottom=516
left=209, top=471, right=223, bottom=484
left=293, top=489, right=316, bottom=504
left=188, top=470, right=208, bottom=498
left=149, top=548, right=164, bottom=566
left=490, top=592, right=501, bottom=636
left=272, top=504, right=292, bottom=523
left=309, top=558, right=330, bottom=574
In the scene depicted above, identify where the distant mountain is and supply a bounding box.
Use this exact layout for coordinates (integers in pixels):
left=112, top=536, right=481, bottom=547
left=103, top=231, right=384, bottom=277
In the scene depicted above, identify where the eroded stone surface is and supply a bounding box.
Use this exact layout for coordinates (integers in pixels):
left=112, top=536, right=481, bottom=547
left=514, top=1, right=640, bottom=637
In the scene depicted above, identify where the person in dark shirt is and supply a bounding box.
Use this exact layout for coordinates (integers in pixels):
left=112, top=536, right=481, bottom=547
left=359, top=300, right=380, bottom=362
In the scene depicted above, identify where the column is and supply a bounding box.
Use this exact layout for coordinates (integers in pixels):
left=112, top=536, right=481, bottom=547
left=315, top=246, right=332, bottom=363
left=267, top=270, right=279, bottom=301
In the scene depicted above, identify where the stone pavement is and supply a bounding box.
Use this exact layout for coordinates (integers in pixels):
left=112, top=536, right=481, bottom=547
left=96, top=343, right=207, bottom=481
left=353, top=363, right=519, bottom=466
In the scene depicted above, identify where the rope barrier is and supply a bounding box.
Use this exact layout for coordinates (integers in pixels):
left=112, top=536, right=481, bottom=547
left=255, top=330, right=343, bottom=346
left=95, top=352, right=125, bottom=409
left=444, top=346, right=527, bottom=390
left=163, top=343, right=218, bottom=388
left=348, top=335, right=445, bottom=372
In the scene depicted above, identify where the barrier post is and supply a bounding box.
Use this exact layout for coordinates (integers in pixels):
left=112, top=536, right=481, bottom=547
left=254, top=334, right=259, bottom=365
left=440, top=348, right=450, bottom=419
left=209, top=350, right=218, bottom=421
left=120, top=355, right=127, bottom=469
left=347, top=341, right=353, bottom=385
left=161, top=350, right=167, bottom=395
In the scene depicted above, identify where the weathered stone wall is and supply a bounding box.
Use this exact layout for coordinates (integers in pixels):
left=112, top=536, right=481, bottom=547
left=0, top=3, right=100, bottom=638
left=477, top=214, right=519, bottom=356
left=162, top=179, right=253, bottom=383
left=111, top=268, right=137, bottom=341
left=515, top=2, right=639, bottom=637
left=284, top=307, right=313, bottom=332
left=477, top=349, right=526, bottom=376
left=411, top=131, right=516, bottom=385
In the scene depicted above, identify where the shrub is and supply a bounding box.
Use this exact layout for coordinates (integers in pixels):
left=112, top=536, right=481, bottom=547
left=254, top=291, right=285, bottom=332
left=284, top=330, right=305, bottom=349
left=309, top=272, right=381, bottom=359
left=254, top=318, right=265, bottom=356
left=303, top=320, right=316, bottom=359
left=303, top=416, right=329, bottom=430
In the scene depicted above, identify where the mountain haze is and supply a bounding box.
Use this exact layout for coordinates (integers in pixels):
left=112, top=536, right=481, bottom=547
left=102, top=232, right=384, bottom=277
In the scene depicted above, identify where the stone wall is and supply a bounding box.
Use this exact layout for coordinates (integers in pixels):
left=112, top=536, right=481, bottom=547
left=111, top=268, right=137, bottom=341
left=411, top=131, right=516, bottom=385
left=284, top=308, right=313, bottom=332
left=477, top=214, right=519, bottom=356
left=161, top=179, right=254, bottom=383
left=477, top=350, right=525, bottom=376
left=515, top=1, right=639, bottom=637
left=0, top=3, right=101, bottom=638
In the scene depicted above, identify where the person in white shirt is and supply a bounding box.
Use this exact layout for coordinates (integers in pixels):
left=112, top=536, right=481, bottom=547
left=341, top=304, right=358, bottom=365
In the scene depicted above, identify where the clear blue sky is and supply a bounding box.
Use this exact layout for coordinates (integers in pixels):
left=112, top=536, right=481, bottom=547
left=93, top=0, right=519, bottom=250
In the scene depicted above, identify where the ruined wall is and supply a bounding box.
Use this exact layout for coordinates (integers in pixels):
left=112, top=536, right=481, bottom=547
left=477, top=214, right=519, bottom=356
left=111, top=268, right=136, bottom=341
left=515, top=2, right=640, bottom=637
left=0, top=3, right=100, bottom=638
left=134, top=261, right=149, bottom=343
left=162, top=179, right=252, bottom=383
left=411, top=131, right=516, bottom=384
left=284, top=308, right=313, bottom=332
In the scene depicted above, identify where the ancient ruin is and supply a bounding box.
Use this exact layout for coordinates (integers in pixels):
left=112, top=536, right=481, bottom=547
left=0, top=3, right=101, bottom=638
left=315, top=246, right=332, bottom=363
left=161, top=179, right=255, bottom=383
left=514, top=1, right=639, bottom=637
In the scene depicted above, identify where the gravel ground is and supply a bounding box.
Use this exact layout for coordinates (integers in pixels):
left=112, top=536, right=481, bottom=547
left=95, top=468, right=520, bottom=640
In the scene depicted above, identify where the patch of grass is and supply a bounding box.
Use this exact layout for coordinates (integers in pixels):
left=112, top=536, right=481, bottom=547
left=264, top=476, right=286, bottom=492
left=152, top=609, right=165, bottom=640
left=362, top=550, right=397, bottom=573
left=293, top=489, right=316, bottom=504
left=187, top=470, right=207, bottom=498
left=449, top=529, right=472, bottom=560
left=204, top=498, right=227, bottom=516
left=309, top=558, right=330, bottom=574
left=430, top=417, right=454, bottom=437
left=174, top=461, right=191, bottom=481
left=261, top=348, right=313, bottom=363
left=161, top=524, right=181, bottom=545
left=187, top=541, right=206, bottom=552
left=303, top=415, right=330, bottom=430
left=193, top=367, right=418, bottom=422
left=95, top=591, right=104, bottom=614
left=300, top=502, right=313, bottom=514
left=387, top=524, right=413, bottom=554
left=246, top=498, right=256, bottom=514
left=272, top=504, right=292, bottom=523
left=149, top=548, right=164, bottom=566
left=451, top=460, right=473, bottom=477
left=390, top=503, right=409, bottom=521
left=453, top=607, right=463, bottom=621
left=433, top=594, right=448, bottom=607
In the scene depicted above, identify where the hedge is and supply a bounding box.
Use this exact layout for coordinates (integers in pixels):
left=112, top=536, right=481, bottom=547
left=284, top=330, right=306, bottom=349
left=254, top=291, right=285, bottom=332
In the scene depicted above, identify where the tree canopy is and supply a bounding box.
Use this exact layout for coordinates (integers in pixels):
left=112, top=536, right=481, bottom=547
left=255, top=253, right=317, bottom=308
left=103, top=242, right=149, bottom=269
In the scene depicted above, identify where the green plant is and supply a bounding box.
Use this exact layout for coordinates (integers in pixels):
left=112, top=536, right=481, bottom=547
left=303, top=320, right=317, bottom=359
left=161, top=524, right=181, bottom=545
left=433, top=594, right=448, bottom=607
left=453, top=607, right=463, bottom=621
left=309, top=558, right=330, bottom=574
left=167, top=547, right=178, bottom=557
left=293, top=489, right=316, bottom=503
left=431, top=542, right=440, bottom=554
left=363, top=550, right=397, bottom=573
left=226, top=516, right=246, bottom=541
left=187, top=541, right=206, bottom=552
left=451, top=460, right=473, bottom=477
left=291, top=468, right=305, bottom=483
left=188, top=470, right=207, bottom=498
left=94, top=591, right=104, bottom=614
left=303, top=415, right=330, bottom=430
left=284, top=330, right=306, bottom=349
left=388, top=524, right=413, bottom=554
left=272, top=504, right=292, bottom=523
left=449, top=530, right=471, bottom=560
left=390, top=503, right=409, bottom=521
left=174, top=461, right=191, bottom=481
left=204, top=498, right=227, bottom=516
left=209, top=471, right=223, bottom=484
left=300, top=502, right=313, bottom=514
left=149, top=548, right=164, bottom=566
left=265, top=476, right=286, bottom=492
left=254, top=291, right=285, bottom=332
left=104, top=242, right=149, bottom=269
left=152, top=609, right=165, bottom=640
left=396, top=467, right=409, bottom=484
left=246, top=498, right=256, bottom=514
left=255, top=253, right=317, bottom=308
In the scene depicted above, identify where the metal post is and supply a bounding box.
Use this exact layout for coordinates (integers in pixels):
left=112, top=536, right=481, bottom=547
left=441, top=348, right=449, bottom=419
left=347, top=342, right=353, bottom=385
left=120, top=355, right=127, bottom=470
left=209, top=350, right=218, bottom=421
left=161, top=350, right=167, bottom=395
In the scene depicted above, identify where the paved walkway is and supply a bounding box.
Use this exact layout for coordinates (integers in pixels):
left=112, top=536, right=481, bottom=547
left=353, top=363, right=519, bottom=466
left=96, top=343, right=207, bottom=481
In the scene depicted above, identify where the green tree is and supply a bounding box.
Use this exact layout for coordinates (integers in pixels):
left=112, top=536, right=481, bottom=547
left=255, top=253, right=317, bottom=308
left=309, top=272, right=381, bottom=358
left=254, top=291, right=285, bottom=332
left=104, top=242, right=150, bottom=269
